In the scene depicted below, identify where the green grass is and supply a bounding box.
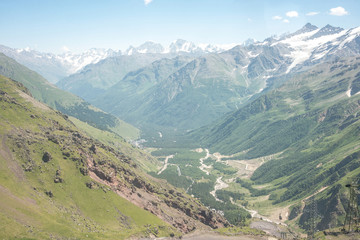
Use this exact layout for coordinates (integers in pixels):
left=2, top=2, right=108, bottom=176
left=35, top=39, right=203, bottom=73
left=67, top=117, right=158, bottom=172
left=0, top=53, right=140, bottom=142
left=0, top=76, right=178, bottom=239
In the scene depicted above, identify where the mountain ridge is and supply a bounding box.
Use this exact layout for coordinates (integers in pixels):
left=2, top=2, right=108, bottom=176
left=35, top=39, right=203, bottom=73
left=87, top=23, right=360, bottom=136
left=0, top=53, right=140, bottom=141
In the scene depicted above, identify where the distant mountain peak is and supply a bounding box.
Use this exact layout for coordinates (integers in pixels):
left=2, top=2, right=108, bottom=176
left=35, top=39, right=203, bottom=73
left=310, top=24, right=344, bottom=39
left=284, top=23, right=318, bottom=39
left=242, top=38, right=257, bottom=46
left=303, top=23, right=318, bottom=30
left=132, top=41, right=165, bottom=54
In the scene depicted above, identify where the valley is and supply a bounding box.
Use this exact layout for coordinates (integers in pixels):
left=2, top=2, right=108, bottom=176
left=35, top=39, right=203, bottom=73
left=2, top=18, right=360, bottom=239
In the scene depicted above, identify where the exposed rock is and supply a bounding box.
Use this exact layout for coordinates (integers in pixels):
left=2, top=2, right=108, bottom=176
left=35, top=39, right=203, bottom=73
left=47, top=135, right=59, bottom=144
left=132, top=177, right=145, bottom=188
left=54, top=169, right=63, bottom=183
left=79, top=167, right=88, bottom=176
left=86, top=181, right=98, bottom=189
left=42, top=152, right=52, bottom=162
left=90, top=144, right=97, bottom=154
left=45, top=190, right=53, bottom=198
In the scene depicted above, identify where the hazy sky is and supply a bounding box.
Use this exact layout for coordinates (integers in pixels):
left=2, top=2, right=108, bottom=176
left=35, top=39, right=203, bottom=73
left=1, top=0, right=359, bottom=53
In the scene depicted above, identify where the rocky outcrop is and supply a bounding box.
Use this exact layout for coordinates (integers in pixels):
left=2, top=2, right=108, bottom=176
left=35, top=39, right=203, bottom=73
left=42, top=151, right=52, bottom=162
left=81, top=143, right=229, bottom=233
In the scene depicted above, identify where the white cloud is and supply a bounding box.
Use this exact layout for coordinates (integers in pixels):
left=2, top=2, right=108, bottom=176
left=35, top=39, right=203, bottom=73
left=329, top=6, right=348, bottom=16
left=144, top=0, right=153, bottom=5
left=283, top=19, right=290, bottom=23
left=62, top=46, right=70, bottom=52
left=272, top=15, right=282, bottom=20
left=286, top=11, right=299, bottom=18
left=248, top=18, right=252, bottom=22
left=306, top=11, right=320, bottom=16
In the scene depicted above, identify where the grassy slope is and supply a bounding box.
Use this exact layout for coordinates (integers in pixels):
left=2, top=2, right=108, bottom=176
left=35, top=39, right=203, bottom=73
left=69, top=116, right=159, bottom=172
left=0, top=75, right=176, bottom=239
left=0, top=53, right=139, bottom=141
left=96, top=53, right=262, bottom=133
left=191, top=57, right=360, bottom=230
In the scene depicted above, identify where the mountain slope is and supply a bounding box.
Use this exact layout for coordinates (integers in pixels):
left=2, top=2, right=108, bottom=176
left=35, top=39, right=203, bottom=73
left=95, top=48, right=284, bottom=133
left=83, top=24, right=360, bottom=136
left=57, top=54, right=166, bottom=101
left=0, top=45, right=120, bottom=83
left=0, top=75, right=228, bottom=239
left=0, top=53, right=139, bottom=140
left=192, top=56, right=360, bottom=230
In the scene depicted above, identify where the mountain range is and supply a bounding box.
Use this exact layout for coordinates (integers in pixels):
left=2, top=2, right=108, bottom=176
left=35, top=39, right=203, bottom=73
left=0, top=39, right=237, bottom=84
left=2, top=22, right=360, bottom=238
left=54, top=23, right=360, bottom=136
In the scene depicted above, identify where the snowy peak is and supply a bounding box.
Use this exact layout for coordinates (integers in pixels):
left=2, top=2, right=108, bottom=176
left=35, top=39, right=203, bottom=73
left=0, top=45, right=121, bottom=83
left=167, top=39, right=199, bottom=53
left=287, top=23, right=318, bottom=38
left=124, top=39, right=236, bottom=55
left=242, top=38, right=257, bottom=46
left=310, top=24, right=344, bottom=39
left=274, top=23, right=360, bottom=73
left=125, top=41, right=165, bottom=55
left=57, top=48, right=120, bottom=73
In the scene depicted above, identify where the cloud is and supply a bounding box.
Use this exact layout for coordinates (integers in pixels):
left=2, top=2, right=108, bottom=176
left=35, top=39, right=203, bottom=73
left=272, top=15, right=282, bottom=20
left=286, top=11, right=299, bottom=18
left=144, top=0, right=153, bottom=5
left=247, top=18, right=253, bottom=22
left=329, top=6, right=348, bottom=16
left=306, top=11, right=320, bottom=16
left=62, top=46, right=70, bottom=52
left=283, top=19, right=290, bottom=23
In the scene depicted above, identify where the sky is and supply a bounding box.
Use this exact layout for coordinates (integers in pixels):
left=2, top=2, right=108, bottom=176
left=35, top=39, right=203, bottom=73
left=0, top=0, right=359, bottom=54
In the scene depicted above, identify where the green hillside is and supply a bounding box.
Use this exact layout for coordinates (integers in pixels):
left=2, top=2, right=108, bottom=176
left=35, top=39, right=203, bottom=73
left=192, top=57, right=360, bottom=231
left=0, top=75, right=228, bottom=239
left=57, top=54, right=171, bottom=101
left=97, top=53, right=261, bottom=133
left=0, top=53, right=139, bottom=141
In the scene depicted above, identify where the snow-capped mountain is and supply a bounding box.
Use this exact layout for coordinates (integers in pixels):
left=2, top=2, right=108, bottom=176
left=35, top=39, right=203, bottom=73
left=1, top=23, right=360, bottom=85
left=269, top=23, right=360, bottom=73
left=0, top=45, right=121, bottom=83
left=125, top=41, right=165, bottom=55
left=57, top=48, right=121, bottom=73
left=124, top=39, right=239, bottom=55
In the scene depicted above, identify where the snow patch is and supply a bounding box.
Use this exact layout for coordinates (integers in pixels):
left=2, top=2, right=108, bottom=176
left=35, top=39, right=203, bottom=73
left=278, top=28, right=348, bottom=73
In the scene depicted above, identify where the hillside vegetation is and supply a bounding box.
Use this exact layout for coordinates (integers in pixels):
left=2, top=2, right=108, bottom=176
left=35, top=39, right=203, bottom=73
left=0, top=75, right=228, bottom=239
left=193, top=57, right=360, bottom=231
left=0, top=53, right=139, bottom=141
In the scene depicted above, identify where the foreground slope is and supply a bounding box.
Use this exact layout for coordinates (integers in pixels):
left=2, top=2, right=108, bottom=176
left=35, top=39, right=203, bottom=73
left=194, top=57, right=360, bottom=230
left=0, top=76, right=228, bottom=239
left=0, top=53, right=139, bottom=140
